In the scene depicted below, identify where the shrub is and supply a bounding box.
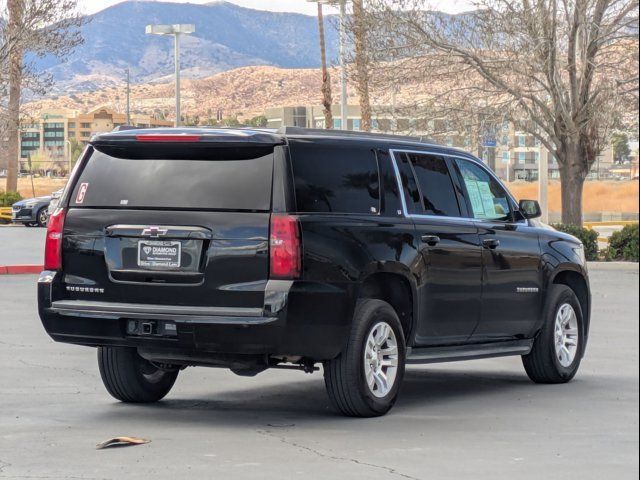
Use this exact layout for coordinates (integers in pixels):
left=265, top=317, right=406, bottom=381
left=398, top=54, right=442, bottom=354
left=605, top=224, right=639, bottom=262
left=0, top=191, right=22, bottom=207
left=551, top=224, right=599, bottom=261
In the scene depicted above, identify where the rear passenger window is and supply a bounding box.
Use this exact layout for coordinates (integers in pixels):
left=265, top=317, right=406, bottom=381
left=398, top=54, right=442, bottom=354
left=291, top=144, right=380, bottom=214
left=394, top=153, right=422, bottom=214
left=407, top=154, right=461, bottom=217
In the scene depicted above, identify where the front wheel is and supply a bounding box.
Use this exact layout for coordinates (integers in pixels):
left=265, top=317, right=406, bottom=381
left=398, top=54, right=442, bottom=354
left=324, top=299, right=406, bottom=417
left=36, top=208, right=48, bottom=227
left=522, top=285, right=584, bottom=383
left=97, top=347, right=178, bottom=403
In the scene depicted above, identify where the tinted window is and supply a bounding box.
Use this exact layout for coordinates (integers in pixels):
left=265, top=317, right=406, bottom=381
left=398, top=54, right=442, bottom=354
left=395, top=153, right=422, bottom=214
left=70, top=149, right=273, bottom=211
left=291, top=144, right=380, bottom=214
left=455, top=159, right=512, bottom=221
left=407, top=153, right=461, bottom=217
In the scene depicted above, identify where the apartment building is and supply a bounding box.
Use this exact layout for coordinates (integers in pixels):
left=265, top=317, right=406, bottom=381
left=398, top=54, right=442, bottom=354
left=19, top=107, right=173, bottom=167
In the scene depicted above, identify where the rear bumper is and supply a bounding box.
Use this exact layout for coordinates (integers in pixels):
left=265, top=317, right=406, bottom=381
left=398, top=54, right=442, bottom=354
left=38, top=271, right=353, bottom=361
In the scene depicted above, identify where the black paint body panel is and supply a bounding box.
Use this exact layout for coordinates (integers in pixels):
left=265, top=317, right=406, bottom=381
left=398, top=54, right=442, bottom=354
left=38, top=129, right=591, bottom=365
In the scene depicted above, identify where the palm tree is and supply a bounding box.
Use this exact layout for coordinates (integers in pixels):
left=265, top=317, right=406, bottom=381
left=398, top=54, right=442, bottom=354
left=316, top=2, right=334, bottom=129
left=352, top=0, right=372, bottom=132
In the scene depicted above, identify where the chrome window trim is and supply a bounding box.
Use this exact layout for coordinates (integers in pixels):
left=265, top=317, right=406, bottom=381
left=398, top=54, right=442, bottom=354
left=389, top=148, right=521, bottom=225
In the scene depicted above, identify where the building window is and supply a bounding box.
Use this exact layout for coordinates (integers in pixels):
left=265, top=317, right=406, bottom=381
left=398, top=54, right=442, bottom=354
left=502, top=151, right=510, bottom=164
left=80, top=122, right=91, bottom=128
left=502, top=121, right=509, bottom=132
left=534, top=152, right=540, bottom=163
left=518, top=152, right=526, bottom=164
left=371, top=119, right=379, bottom=130
left=81, top=131, right=91, bottom=138
left=352, top=119, right=361, bottom=131
left=44, top=131, right=64, bottom=138
left=333, top=119, right=342, bottom=129
left=518, top=135, right=526, bottom=147
left=68, top=122, right=76, bottom=129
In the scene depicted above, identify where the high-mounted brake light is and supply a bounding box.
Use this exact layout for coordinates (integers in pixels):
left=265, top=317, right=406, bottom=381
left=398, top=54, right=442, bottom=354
left=270, top=215, right=302, bottom=279
left=135, top=134, right=202, bottom=143
left=44, top=208, right=66, bottom=271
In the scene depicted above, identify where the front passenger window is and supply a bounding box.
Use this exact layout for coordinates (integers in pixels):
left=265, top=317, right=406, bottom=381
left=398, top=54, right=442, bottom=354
left=455, top=160, right=512, bottom=222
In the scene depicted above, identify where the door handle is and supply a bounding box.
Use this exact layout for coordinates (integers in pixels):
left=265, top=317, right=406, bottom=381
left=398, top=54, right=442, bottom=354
left=483, top=239, right=500, bottom=250
left=421, top=235, right=441, bottom=246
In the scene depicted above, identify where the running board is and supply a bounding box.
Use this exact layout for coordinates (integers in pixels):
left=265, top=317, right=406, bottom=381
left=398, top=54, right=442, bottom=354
left=406, top=339, right=533, bottom=364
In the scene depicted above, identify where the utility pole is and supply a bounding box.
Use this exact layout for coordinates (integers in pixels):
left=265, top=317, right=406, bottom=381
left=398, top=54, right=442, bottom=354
left=174, top=33, right=181, bottom=127
left=339, top=0, right=348, bottom=130
left=126, top=68, right=131, bottom=125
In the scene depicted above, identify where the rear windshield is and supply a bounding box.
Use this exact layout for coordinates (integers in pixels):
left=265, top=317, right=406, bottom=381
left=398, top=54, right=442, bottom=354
left=70, top=148, right=274, bottom=211
left=290, top=143, right=380, bottom=214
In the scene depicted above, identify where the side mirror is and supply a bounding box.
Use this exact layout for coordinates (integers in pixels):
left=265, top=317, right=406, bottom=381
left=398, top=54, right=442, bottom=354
left=519, top=199, right=542, bottom=219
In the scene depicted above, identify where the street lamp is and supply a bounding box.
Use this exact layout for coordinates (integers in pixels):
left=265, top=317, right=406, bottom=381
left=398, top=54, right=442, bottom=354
left=308, top=0, right=348, bottom=130
left=145, top=24, right=195, bottom=127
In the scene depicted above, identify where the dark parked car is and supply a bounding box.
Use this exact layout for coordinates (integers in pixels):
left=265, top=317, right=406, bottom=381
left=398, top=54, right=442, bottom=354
left=38, top=128, right=591, bottom=417
left=12, top=195, right=50, bottom=227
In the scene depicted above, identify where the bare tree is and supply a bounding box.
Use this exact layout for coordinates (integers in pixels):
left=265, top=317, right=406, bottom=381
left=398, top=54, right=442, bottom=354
left=1, top=0, right=85, bottom=192
left=317, top=2, right=334, bottom=129
left=361, top=0, right=639, bottom=225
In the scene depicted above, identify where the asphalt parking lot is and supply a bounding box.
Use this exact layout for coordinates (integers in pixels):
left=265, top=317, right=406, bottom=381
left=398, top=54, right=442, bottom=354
left=0, top=226, right=46, bottom=266
left=0, top=263, right=638, bottom=479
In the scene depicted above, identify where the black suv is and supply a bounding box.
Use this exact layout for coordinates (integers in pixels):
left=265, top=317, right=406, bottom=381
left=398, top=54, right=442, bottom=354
left=38, top=128, right=591, bottom=417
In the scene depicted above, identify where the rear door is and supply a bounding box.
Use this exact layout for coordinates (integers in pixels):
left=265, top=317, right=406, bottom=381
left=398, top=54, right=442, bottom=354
left=393, top=151, right=483, bottom=346
left=61, top=142, right=277, bottom=310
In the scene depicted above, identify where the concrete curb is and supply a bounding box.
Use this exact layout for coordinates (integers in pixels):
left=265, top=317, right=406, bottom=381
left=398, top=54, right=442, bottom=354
left=0, top=265, right=43, bottom=275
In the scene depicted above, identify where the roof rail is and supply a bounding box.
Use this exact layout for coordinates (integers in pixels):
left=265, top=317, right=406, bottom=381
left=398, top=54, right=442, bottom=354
left=276, top=126, right=438, bottom=145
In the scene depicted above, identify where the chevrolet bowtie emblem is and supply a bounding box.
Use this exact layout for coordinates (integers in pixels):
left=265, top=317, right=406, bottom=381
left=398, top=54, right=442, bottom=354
left=141, top=226, right=168, bottom=238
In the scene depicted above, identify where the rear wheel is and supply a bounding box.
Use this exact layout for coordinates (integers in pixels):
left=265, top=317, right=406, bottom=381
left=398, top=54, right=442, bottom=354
left=522, top=285, right=584, bottom=383
left=97, top=347, right=178, bottom=403
left=324, top=299, right=406, bottom=417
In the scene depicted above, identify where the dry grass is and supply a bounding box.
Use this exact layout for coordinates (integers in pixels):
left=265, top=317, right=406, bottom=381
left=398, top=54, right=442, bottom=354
left=15, top=178, right=68, bottom=198
left=507, top=181, right=639, bottom=213
left=9, top=178, right=639, bottom=214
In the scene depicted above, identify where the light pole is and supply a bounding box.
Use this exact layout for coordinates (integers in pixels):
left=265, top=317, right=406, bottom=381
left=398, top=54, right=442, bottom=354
left=308, top=0, right=348, bottom=130
left=145, top=24, right=195, bottom=127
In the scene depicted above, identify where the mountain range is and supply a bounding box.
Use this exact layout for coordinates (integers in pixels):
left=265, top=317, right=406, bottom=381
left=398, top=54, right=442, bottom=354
left=34, top=0, right=340, bottom=93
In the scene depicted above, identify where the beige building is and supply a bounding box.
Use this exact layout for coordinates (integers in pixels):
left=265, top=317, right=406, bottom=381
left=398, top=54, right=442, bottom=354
left=19, top=107, right=173, bottom=170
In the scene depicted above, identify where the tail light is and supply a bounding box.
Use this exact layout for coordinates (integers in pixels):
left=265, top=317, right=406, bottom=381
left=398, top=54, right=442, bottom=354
left=136, top=134, right=201, bottom=143
left=44, top=208, right=66, bottom=270
left=270, top=215, right=301, bottom=279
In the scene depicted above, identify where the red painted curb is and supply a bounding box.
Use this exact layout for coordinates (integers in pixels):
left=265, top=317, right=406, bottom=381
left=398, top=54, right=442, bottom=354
left=0, top=265, right=43, bottom=275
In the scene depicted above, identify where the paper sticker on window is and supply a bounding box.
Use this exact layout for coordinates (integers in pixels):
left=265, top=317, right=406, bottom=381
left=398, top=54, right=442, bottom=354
left=477, top=182, right=497, bottom=217
left=465, top=179, right=486, bottom=217
left=76, top=183, right=89, bottom=204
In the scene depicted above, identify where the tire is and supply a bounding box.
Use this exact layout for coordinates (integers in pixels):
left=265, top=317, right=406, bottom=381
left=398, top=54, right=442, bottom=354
left=97, top=347, right=178, bottom=403
left=522, top=285, right=584, bottom=383
left=324, top=299, right=406, bottom=417
left=36, top=208, right=48, bottom=228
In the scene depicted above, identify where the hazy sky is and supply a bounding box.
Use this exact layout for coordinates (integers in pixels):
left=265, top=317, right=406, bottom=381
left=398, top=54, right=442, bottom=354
left=78, top=0, right=477, bottom=16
